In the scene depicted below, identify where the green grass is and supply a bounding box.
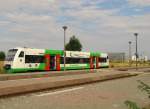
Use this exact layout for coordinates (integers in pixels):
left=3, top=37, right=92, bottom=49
left=0, top=61, right=4, bottom=74
left=110, top=61, right=150, bottom=68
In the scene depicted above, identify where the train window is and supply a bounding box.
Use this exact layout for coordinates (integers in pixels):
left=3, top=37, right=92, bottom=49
left=60, top=57, right=89, bottom=64
left=8, top=49, right=18, bottom=52
left=83, top=58, right=90, bottom=63
left=60, top=57, right=64, bottom=64
left=25, top=55, right=44, bottom=63
left=60, top=57, right=90, bottom=64
left=99, top=58, right=107, bottom=63
left=19, top=51, right=24, bottom=57
left=92, top=57, right=95, bottom=63
left=6, top=49, right=18, bottom=61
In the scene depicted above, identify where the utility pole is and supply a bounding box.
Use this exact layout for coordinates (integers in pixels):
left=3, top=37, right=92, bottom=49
left=62, top=26, right=67, bottom=71
left=134, top=33, right=138, bottom=70
left=129, top=41, right=132, bottom=67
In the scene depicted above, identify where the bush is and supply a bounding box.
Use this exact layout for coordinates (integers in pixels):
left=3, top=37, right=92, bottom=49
left=125, top=80, right=150, bottom=109
left=0, top=51, right=5, bottom=61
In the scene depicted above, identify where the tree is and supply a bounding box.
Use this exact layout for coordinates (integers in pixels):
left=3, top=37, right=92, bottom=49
left=65, top=35, right=82, bottom=51
left=0, top=51, right=5, bottom=61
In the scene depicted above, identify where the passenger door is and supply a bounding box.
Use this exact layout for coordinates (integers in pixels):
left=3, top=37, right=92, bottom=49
left=45, top=54, right=50, bottom=71
left=15, top=51, right=25, bottom=68
left=90, top=56, right=95, bottom=69
left=50, top=56, right=56, bottom=70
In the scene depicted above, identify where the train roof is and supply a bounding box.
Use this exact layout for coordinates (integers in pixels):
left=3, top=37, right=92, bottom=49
left=10, top=47, right=107, bottom=56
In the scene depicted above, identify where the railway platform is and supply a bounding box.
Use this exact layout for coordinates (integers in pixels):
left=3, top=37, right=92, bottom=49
left=0, top=69, right=138, bottom=97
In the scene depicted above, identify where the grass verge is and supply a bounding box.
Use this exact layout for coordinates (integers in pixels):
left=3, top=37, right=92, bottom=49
left=0, top=61, right=4, bottom=74
left=110, top=61, right=150, bottom=68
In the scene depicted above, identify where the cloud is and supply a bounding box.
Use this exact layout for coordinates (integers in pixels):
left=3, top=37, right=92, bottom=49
left=0, top=21, right=10, bottom=26
left=0, top=0, right=150, bottom=57
left=128, top=0, right=150, bottom=7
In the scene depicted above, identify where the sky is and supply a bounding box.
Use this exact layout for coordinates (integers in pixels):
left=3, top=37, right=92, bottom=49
left=0, top=0, right=150, bottom=58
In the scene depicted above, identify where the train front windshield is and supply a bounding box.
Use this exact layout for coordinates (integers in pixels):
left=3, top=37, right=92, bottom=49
left=6, top=49, right=18, bottom=61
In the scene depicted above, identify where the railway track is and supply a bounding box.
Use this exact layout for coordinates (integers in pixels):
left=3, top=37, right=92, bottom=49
left=0, top=66, right=149, bottom=81
left=0, top=70, right=97, bottom=81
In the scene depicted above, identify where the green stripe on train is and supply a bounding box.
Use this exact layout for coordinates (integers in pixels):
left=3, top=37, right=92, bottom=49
left=7, top=68, right=37, bottom=73
left=7, top=63, right=46, bottom=73
left=90, top=52, right=101, bottom=56
left=7, top=68, right=45, bottom=73
left=60, top=64, right=90, bottom=70
left=45, top=50, right=64, bottom=55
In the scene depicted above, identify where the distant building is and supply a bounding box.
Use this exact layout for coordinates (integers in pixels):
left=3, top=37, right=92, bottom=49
left=144, top=56, right=148, bottom=61
left=132, top=55, right=136, bottom=61
left=132, top=55, right=148, bottom=61
left=108, top=52, right=126, bottom=62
